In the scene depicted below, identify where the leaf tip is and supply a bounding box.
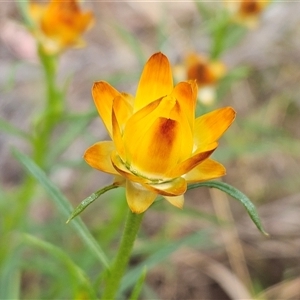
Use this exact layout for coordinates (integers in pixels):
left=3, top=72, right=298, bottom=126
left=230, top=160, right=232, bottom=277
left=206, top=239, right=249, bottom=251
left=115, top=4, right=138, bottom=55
left=66, top=217, right=72, bottom=224
left=262, top=230, right=270, bottom=237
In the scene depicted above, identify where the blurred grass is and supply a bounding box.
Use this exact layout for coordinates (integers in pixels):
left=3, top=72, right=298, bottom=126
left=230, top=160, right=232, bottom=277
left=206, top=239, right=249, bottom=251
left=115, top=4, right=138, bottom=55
left=0, top=1, right=300, bottom=299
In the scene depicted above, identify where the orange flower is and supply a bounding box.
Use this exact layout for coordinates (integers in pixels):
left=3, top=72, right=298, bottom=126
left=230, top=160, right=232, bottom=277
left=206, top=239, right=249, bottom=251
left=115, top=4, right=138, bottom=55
left=185, top=53, right=226, bottom=105
left=224, top=0, right=269, bottom=28
left=29, top=0, right=94, bottom=54
left=84, top=53, right=236, bottom=213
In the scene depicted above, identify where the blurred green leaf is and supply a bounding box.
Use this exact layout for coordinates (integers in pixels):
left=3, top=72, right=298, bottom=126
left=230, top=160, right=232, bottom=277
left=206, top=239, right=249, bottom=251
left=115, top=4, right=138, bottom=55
left=208, top=11, right=230, bottom=59
left=16, top=0, right=36, bottom=30
left=216, top=66, right=250, bottom=100
left=0, top=247, right=21, bottom=300
left=120, top=230, right=209, bottom=295
left=47, top=113, right=95, bottom=165
left=128, top=267, right=147, bottom=300
left=199, top=5, right=247, bottom=59
left=111, top=22, right=146, bottom=67
left=23, top=233, right=97, bottom=299
left=223, top=24, right=247, bottom=50
left=0, top=118, right=32, bottom=141
left=195, top=1, right=215, bottom=21
left=12, top=148, right=110, bottom=269
left=67, top=184, right=119, bottom=223
left=188, top=181, right=268, bottom=235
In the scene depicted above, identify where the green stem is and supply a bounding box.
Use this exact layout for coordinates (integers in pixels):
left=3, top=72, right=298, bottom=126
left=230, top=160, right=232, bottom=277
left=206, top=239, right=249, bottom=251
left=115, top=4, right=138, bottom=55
left=101, top=210, right=144, bottom=299
left=12, top=46, right=63, bottom=230
left=210, top=15, right=229, bottom=60
left=33, top=45, right=63, bottom=169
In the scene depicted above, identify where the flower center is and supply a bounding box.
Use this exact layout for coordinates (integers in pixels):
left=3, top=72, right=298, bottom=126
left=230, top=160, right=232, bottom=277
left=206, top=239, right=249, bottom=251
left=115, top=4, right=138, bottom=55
left=124, top=161, right=172, bottom=184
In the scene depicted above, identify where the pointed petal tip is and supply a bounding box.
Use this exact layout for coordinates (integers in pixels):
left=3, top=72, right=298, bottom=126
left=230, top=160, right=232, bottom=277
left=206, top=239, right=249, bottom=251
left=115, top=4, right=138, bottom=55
left=128, top=205, right=147, bottom=214
left=226, top=106, right=237, bottom=119
left=224, top=106, right=237, bottom=128
left=84, top=141, right=118, bottom=175
left=146, top=52, right=170, bottom=68
left=126, top=180, right=157, bottom=213
left=92, top=80, right=115, bottom=94
left=135, top=52, right=173, bottom=111
left=150, top=51, right=167, bottom=59
left=164, top=195, right=185, bottom=209
left=194, top=106, right=236, bottom=148
left=184, top=159, right=227, bottom=183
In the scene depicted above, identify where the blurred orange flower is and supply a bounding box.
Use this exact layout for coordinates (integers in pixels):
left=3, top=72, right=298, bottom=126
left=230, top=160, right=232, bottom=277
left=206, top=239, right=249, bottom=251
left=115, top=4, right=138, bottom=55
left=184, top=53, right=226, bottom=105
left=224, top=0, right=269, bottom=28
left=84, top=53, right=236, bottom=213
left=29, top=0, right=94, bottom=54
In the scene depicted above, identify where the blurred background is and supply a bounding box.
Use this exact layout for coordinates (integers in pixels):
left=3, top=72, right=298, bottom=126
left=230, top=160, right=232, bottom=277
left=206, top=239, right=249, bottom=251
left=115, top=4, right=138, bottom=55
left=1, top=1, right=300, bottom=299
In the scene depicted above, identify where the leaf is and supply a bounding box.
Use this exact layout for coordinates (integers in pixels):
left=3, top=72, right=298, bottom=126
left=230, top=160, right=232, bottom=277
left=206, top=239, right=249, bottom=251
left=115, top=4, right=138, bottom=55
left=111, top=22, right=146, bottom=67
left=22, top=233, right=97, bottom=298
left=188, top=181, right=268, bottom=235
left=12, top=148, right=110, bottom=269
left=128, top=267, right=147, bottom=300
left=195, top=2, right=215, bottom=21
left=47, top=111, right=96, bottom=164
left=67, top=184, right=119, bottom=223
left=0, top=247, right=21, bottom=300
left=0, top=118, right=32, bottom=141
left=16, top=0, right=36, bottom=30
left=120, top=230, right=209, bottom=295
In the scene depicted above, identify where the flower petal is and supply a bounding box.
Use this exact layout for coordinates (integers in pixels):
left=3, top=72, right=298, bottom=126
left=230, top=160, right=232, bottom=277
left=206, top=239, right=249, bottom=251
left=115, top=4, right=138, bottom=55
left=92, top=81, right=121, bottom=137
left=184, top=158, right=226, bottom=183
left=171, top=81, right=197, bottom=129
left=84, top=141, right=118, bottom=175
left=112, top=110, right=126, bottom=161
left=126, top=180, right=157, bottom=213
left=111, top=151, right=150, bottom=184
left=127, top=117, right=184, bottom=179
left=168, top=99, right=194, bottom=162
left=123, top=96, right=176, bottom=167
left=113, top=175, right=126, bottom=187
left=144, top=177, right=187, bottom=196
left=194, top=107, right=236, bottom=149
left=113, top=93, right=134, bottom=131
left=164, top=195, right=185, bottom=209
left=134, top=52, right=173, bottom=112
left=39, top=0, right=94, bottom=49
left=111, top=94, right=133, bottom=161
left=167, top=142, right=218, bottom=178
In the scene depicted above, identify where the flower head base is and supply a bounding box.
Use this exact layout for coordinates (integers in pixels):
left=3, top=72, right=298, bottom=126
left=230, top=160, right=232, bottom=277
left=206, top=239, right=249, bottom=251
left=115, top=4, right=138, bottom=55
left=224, top=0, right=269, bottom=28
left=84, top=52, right=236, bottom=213
left=29, top=0, right=94, bottom=54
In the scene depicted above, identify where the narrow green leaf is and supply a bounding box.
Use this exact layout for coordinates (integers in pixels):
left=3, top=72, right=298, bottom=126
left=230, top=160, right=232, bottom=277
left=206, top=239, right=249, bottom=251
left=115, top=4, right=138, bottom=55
left=22, top=233, right=97, bottom=298
left=67, top=184, right=119, bottom=223
left=0, top=118, right=32, bottom=141
left=128, top=267, right=147, bottom=300
left=16, top=0, right=36, bottom=30
left=188, top=181, right=269, bottom=236
left=223, top=24, right=247, bottom=50
left=12, top=148, right=110, bottom=269
left=47, top=112, right=95, bottom=164
left=0, top=248, right=22, bottom=300
left=216, top=66, right=250, bottom=100
left=195, top=2, right=215, bottom=21
left=111, top=22, right=146, bottom=67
